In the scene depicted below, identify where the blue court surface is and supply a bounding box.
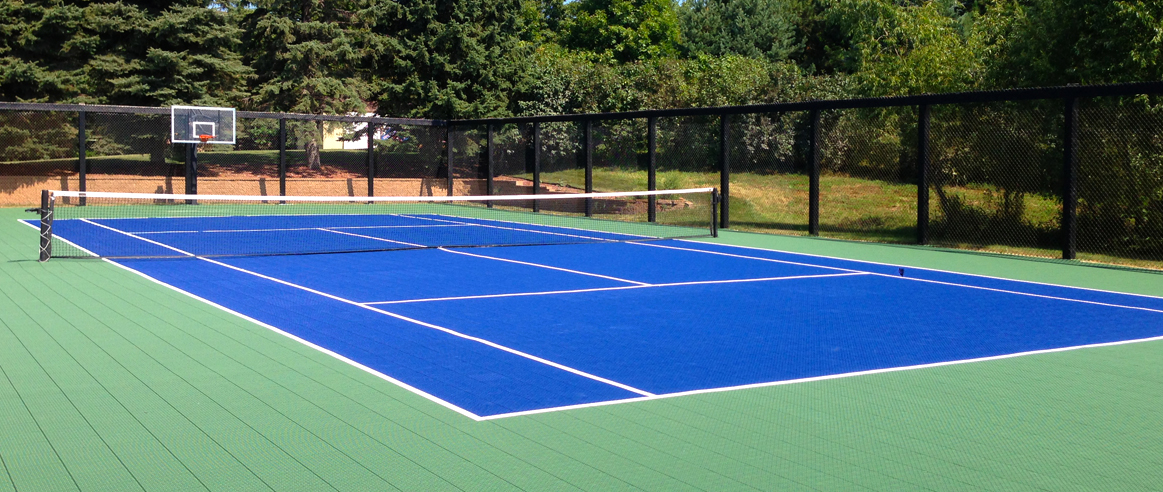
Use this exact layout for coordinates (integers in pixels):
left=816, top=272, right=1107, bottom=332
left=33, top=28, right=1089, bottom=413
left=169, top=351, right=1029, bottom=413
left=28, top=214, right=1163, bottom=420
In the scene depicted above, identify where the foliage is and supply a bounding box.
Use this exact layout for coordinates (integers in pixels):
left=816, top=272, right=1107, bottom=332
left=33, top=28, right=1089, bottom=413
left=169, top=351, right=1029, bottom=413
left=369, top=0, right=529, bottom=119
left=241, top=0, right=372, bottom=167
left=983, top=0, right=1163, bottom=87
left=678, top=0, right=800, bottom=63
left=817, top=0, right=985, bottom=96
left=553, top=0, right=682, bottom=63
left=0, top=1, right=250, bottom=105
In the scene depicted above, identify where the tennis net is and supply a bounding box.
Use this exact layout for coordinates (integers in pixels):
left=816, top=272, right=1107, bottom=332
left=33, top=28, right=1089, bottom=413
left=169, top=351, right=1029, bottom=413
left=30, top=188, right=719, bottom=260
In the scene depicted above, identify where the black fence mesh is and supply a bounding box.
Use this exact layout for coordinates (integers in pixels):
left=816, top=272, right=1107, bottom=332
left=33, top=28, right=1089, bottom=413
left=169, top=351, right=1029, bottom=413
left=590, top=119, right=646, bottom=192
left=448, top=125, right=486, bottom=196
left=928, top=101, right=1062, bottom=257
left=83, top=112, right=179, bottom=194
left=197, top=116, right=280, bottom=196
left=1078, top=96, right=1163, bottom=268
left=728, top=111, right=812, bottom=235
left=6, top=86, right=1163, bottom=270
left=489, top=123, right=532, bottom=195
left=818, top=107, right=917, bottom=243
left=375, top=124, right=447, bottom=196
left=534, top=121, right=582, bottom=193
left=0, top=111, right=78, bottom=204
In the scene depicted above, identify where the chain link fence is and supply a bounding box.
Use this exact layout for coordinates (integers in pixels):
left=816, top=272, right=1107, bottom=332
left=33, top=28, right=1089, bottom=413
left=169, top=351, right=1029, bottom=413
left=4, top=82, right=1162, bottom=269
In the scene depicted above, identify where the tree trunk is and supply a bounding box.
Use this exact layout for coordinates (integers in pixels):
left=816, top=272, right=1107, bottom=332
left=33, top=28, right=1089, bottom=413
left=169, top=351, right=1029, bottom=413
left=306, top=120, right=323, bottom=170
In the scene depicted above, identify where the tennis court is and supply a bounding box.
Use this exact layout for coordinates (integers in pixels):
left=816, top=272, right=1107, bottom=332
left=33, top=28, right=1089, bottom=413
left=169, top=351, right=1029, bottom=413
left=4, top=190, right=1163, bottom=490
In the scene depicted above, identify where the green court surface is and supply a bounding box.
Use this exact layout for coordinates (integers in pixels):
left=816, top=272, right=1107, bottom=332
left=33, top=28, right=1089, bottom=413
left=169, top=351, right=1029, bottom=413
left=2, top=206, right=1162, bottom=491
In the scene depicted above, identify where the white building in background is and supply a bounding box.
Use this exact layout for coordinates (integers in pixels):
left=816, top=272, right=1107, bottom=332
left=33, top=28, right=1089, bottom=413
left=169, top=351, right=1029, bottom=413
left=322, top=114, right=388, bottom=150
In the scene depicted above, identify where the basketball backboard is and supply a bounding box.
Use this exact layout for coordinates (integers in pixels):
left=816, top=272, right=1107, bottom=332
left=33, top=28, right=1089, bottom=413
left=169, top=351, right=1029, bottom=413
left=171, top=105, right=236, bottom=144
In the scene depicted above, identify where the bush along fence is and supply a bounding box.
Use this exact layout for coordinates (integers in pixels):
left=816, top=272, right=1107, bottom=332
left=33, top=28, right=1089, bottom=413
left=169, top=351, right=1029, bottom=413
left=3, top=81, right=1163, bottom=269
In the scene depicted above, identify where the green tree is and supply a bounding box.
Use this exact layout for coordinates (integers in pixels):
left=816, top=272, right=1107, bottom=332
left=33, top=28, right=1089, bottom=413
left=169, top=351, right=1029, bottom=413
left=983, top=0, right=1163, bottom=87
left=370, top=0, right=529, bottom=119
left=556, top=0, right=682, bottom=63
left=822, top=0, right=984, bottom=96
left=0, top=1, right=249, bottom=105
left=242, top=0, right=372, bottom=168
left=678, top=0, right=799, bottom=63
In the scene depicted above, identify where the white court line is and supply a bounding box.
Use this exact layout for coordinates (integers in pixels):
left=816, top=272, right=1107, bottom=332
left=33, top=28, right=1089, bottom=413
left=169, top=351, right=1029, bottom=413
left=869, top=273, right=1163, bottom=314
left=320, top=228, right=424, bottom=248
left=479, top=330, right=1163, bottom=420
left=399, top=214, right=629, bottom=242
left=363, top=272, right=869, bottom=305
left=438, top=248, right=650, bottom=286
left=640, top=239, right=1161, bottom=314
left=631, top=241, right=863, bottom=273
left=677, top=239, right=1163, bottom=301
left=79, top=219, right=654, bottom=400
left=137, top=224, right=469, bottom=235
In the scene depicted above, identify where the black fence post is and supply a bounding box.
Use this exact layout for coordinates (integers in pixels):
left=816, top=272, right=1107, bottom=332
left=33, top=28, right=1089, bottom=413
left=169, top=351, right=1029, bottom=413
left=445, top=126, right=454, bottom=196
left=366, top=121, right=375, bottom=198
left=77, top=110, right=86, bottom=205
left=584, top=119, right=593, bottom=217
left=1062, top=98, right=1079, bottom=260
left=532, top=122, right=541, bottom=212
left=486, top=123, right=494, bottom=207
left=647, top=116, right=657, bottom=222
left=278, top=117, right=287, bottom=199
left=917, top=104, right=931, bottom=245
left=808, top=109, right=821, bottom=236
left=719, top=114, right=730, bottom=229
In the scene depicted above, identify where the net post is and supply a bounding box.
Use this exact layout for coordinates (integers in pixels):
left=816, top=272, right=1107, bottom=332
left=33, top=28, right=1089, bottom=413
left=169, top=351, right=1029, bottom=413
left=532, top=122, right=541, bottom=212
left=366, top=121, right=376, bottom=200
left=37, top=190, right=53, bottom=261
left=77, top=110, right=87, bottom=206
left=278, top=116, right=287, bottom=202
left=584, top=119, right=593, bottom=217
left=1062, top=97, right=1079, bottom=260
left=719, top=114, right=730, bottom=229
left=808, top=109, right=821, bottom=236
left=445, top=125, right=454, bottom=196
left=711, top=188, right=720, bottom=238
left=647, top=116, right=657, bottom=222
left=486, top=124, right=495, bottom=208
left=917, top=104, right=930, bottom=245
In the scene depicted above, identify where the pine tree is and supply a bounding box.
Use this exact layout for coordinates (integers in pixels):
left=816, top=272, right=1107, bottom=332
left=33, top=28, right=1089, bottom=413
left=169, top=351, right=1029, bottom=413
left=0, top=1, right=250, bottom=105
left=242, top=0, right=372, bottom=168
left=370, top=0, right=529, bottom=119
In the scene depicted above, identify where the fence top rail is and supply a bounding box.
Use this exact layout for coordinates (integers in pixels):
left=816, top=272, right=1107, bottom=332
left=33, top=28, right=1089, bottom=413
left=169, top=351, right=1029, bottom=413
left=0, top=101, right=445, bottom=126
left=450, top=80, right=1163, bottom=126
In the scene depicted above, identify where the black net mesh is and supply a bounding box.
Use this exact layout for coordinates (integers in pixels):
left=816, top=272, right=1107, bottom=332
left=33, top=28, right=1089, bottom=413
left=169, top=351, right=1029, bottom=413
left=928, top=101, right=1062, bottom=257
left=1078, top=96, right=1163, bottom=269
left=84, top=112, right=179, bottom=194
left=817, top=107, right=917, bottom=243
left=375, top=124, right=447, bottom=196
left=591, top=119, right=646, bottom=192
left=0, top=111, right=78, bottom=205
left=728, top=111, right=812, bottom=235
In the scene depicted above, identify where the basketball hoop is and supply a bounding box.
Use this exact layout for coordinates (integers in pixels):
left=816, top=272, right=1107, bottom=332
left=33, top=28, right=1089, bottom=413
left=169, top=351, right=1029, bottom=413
left=197, top=134, right=213, bottom=151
